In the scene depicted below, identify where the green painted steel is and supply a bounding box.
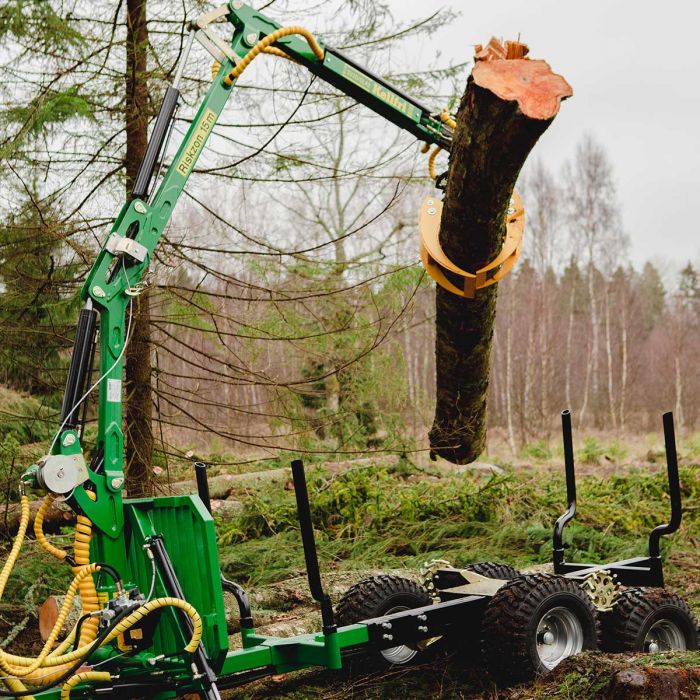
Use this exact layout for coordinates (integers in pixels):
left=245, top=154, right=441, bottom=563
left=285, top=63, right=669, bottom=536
left=121, top=495, right=230, bottom=668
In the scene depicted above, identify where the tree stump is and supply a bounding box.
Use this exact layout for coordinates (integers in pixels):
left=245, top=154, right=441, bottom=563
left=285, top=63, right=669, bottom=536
left=429, top=40, right=572, bottom=463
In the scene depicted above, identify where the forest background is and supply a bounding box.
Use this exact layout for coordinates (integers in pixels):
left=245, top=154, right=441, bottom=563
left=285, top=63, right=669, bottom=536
left=0, top=0, right=697, bottom=496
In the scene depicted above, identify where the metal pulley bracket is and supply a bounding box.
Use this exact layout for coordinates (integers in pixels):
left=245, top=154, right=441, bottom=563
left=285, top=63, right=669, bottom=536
left=36, top=453, right=89, bottom=495
left=419, top=192, right=525, bottom=299
left=106, top=234, right=149, bottom=263
left=192, top=4, right=242, bottom=65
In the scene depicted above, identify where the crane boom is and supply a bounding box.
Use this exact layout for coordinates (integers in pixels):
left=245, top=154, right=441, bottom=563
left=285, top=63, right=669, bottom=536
left=34, top=1, right=454, bottom=541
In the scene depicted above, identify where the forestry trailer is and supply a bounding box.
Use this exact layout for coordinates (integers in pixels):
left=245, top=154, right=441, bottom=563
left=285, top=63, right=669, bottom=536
left=0, top=2, right=696, bottom=698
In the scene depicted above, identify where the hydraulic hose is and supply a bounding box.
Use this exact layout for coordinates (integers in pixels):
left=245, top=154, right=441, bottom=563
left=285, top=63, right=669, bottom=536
left=426, top=110, right=457, bottom=180
left=60, top=672, right=111, bottom=700
left=0, top=565, right=100, bottom=677
left=1, top=492, right=201, bottom=696
left=72, top=496, right=100, bottom=647
left=33, top=496, right=66, bottom=563
left=223, top=26, right=325, bottom=86
left=0, top=679, right=33, bottom=700
left=0, top=497, right=30, bottom=604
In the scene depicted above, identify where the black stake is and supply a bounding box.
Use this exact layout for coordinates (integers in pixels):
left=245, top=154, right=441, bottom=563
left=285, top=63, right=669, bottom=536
left=291, top=459, right=336, bottom=634
left=553, top=409, right=577, bottom=568
left=648, top=412, right=683, bottom=558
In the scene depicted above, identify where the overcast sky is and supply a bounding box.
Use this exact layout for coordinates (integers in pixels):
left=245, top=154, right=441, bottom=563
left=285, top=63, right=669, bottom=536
left=385, top=0, right=699, bottom=272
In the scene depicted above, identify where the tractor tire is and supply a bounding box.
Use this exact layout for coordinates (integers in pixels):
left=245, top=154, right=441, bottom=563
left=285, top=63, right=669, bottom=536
left=336, top=574, right=432, bottom=666
left=481, top=573, right=600, bottom=685
left=602, top=587, right=698, bottom=653
left=448, top=562, right=520, bottom=664
left=464, top=562, right=520, bottom=580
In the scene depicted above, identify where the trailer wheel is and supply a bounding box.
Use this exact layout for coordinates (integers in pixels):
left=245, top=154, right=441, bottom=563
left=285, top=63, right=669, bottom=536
left=481, top=573, right=600, bottom=685
left=464, top=562, right=520, bottom=580
left=336, top=574, right=431, bottom=665
left=602, top=587, right=698, bottom=653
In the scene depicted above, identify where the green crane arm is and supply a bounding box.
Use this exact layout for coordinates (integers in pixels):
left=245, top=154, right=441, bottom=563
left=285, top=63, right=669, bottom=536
left=30, top=1, right=454, bottom=550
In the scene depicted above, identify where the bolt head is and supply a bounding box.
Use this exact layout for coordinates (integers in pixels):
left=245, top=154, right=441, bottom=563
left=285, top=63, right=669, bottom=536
left=542, top=631, right=555, bottom=645
left=62, top=434, right=76, bottom=447
left=648, top=641, right=659, bottom=654
left=427, top=207, right=436, bottom=216
left=111, top=477, right=124, bottom=489
left=382, top=634, right=393, bottom=641
left=91, top=286, right=106, bottom=298
left=133, top=201, right=147, bottom=214
left=246, top=32, right=258, bottom=45
left=232, top=0, right=243, bottom=8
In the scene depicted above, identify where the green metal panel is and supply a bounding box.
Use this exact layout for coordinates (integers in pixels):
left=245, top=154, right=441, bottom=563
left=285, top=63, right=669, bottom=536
left=323, top=52, right=422, bottom=123
left=121, top=495, right=229, bottom=668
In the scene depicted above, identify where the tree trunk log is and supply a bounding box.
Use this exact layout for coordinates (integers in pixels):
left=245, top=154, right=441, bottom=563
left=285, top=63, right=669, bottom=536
left=429, top=41, right=572, bottom=463
left=124, top=0, right=155, bottom=497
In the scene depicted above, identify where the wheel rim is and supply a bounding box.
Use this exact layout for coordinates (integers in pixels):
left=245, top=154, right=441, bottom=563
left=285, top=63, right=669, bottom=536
left=644, top=619, right=687, bottom=653
left=535, top=606, right=584, bottom=670
left=380, top=606, right=419, bottom=665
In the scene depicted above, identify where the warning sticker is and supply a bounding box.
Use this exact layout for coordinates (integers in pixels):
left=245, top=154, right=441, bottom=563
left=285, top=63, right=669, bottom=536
left=107, top=378, right=122, bottom=403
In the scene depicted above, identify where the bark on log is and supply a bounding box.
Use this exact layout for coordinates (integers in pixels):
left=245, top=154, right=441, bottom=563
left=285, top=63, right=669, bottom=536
left=429, top=41, right=572, bottom=463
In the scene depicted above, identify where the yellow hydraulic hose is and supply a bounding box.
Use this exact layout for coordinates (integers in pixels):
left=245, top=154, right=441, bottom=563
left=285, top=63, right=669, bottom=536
left=34, top=496, right=66, bottom=562
left=2, top=676, right=35, bottom=700
left=0, top=497, right=30, bottom=603
left=223, top=26, right=324, bottom=86
left=426, top=110, right=457, bottom=180
left=60, top=671, right=111, bottom=700
left=72, top=509, right=100, bottom=646
left=2, top=565, right=100, bottom=678
left=428, top=146, right=442, bottom=181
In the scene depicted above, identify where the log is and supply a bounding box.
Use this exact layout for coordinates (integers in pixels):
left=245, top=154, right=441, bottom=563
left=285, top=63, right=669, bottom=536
left=164, top=454, right=401, bottom=498
left=1, top=498, right=74, bottom=533
left=0, top=455, right=400, bottom=531
left=429, top=40, right=572, bottom=463
left=38, top=595, right=82, bottom=641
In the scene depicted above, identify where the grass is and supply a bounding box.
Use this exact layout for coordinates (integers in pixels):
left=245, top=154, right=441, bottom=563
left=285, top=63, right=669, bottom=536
left=2, top=451, right=700, bottom=698
left=216, top=458, right=700, bottom=606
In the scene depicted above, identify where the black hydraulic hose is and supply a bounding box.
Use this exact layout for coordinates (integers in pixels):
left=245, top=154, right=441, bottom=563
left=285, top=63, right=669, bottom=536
left=92, top=562, right=123, bottom=590
left=0, top=608, right=132, bottom=698
left=71, top=613, right=94, bottom=651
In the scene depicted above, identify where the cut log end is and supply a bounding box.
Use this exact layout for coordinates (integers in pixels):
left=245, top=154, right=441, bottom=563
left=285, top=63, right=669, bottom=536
left=473, top=59, right=572, bottom=120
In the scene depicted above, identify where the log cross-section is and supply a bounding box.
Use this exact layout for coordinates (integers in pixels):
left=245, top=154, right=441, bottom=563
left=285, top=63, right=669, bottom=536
left=429, top=40, right=572, bottom=464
